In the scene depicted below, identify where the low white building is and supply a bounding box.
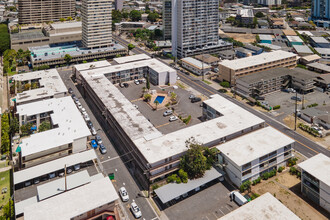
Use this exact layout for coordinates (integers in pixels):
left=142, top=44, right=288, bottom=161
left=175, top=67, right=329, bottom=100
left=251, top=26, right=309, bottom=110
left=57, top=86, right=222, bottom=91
left=181, top=57, right=211, bottom=76
left=217, top=126, right=294, bottom=187
left=75, top=54, right=177, bottom=86
left=298, top=153, right=330, bottom=213
left=16, top=96, right=91, bottom=168
left=12, top=69, right=67, bottom=105
left=219, top=192, right=300, bottom=220
left=23, top=177, right=119, bottom=220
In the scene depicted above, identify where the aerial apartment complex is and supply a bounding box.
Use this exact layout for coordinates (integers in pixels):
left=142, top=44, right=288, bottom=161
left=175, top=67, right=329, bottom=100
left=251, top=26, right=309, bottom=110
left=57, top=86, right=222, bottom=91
left=218, top=50, right=297, bottom=85
left=172, top=0, right=231, bottom=58
left=163, top=0, right=172, bottom=40
left=311, top=0, right=330, bottom=27
left=18, top=0, right=75, bottom=24
left=81, top=0, right=113, bottom=49
left=298, top=153, right=330, bottom=213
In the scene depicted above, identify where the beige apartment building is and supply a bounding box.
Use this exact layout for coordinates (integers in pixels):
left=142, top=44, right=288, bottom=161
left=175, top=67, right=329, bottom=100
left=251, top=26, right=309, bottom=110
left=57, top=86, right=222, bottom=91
left=81, top=0, right=112, bottom=49
left=218, top=50, right=297, bottom=85
left=18, top=0, right=75, bottom=24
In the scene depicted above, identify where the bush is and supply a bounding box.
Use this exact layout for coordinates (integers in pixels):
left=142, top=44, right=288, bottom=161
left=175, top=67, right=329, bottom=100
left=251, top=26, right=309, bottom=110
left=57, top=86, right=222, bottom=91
left=307, top=103, right=318, bottom=108
left=220, top=81, right=230, bottom=88
left=269, top=169, right=277, bottom=178
left=287, top=157, right=297, bottom=167
left=277, top=166, right=284, bottom=173
left=262, top=172, right=270, bottom=180
left=240, top=180, right=251, bottom=193
left=273, top=105, right=281, bottom=110
left=152, top=184, right=160, bottom=190
left=218, top=89, right=227, bottom=93
left=178, top=169, right=188, bottom=183
left=251, top=193, right=260, bottom=200
left=182, top=115, right=191, bottom=125
left=289, top=167, right=297, bottom=175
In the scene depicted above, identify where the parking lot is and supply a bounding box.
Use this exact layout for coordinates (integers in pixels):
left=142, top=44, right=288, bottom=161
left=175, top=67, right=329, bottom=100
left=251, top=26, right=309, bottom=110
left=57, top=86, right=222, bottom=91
left=164, top=181, right=238, bottom=220
left=118, top=81, right=206, bottom=135
left=264, top=90, right=330, bottom=121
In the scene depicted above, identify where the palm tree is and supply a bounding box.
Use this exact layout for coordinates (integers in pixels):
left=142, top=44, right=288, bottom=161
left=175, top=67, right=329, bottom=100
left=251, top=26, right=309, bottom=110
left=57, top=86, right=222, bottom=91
left=155, top=100, right=159, bottom=110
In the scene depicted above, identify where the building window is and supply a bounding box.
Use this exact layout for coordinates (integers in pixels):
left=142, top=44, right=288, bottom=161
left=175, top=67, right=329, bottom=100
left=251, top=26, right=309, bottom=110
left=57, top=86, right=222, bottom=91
left=242, top=169, right=251, bottom=176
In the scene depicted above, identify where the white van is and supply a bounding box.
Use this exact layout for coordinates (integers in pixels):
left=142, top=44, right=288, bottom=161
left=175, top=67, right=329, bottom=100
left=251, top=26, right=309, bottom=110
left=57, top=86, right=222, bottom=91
left=230, top=191, right=248, bottom=206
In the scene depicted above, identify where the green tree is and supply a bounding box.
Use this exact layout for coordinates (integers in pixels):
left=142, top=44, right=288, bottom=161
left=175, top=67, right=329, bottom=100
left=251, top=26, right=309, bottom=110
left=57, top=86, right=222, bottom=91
left=66, top=16, right=73, bottom=21
left=178, top=169, right=188, bottom=183
left=60, top=18, right=65, bottom=22
left=146, top=76, right=150, bottom=89
left=112, top=10, right=122, bottom=23
left=0, top=24, right=10, bottom=55
left=144, top=93, right=152, bottom=102
left=1, top=132, right=10, bottom=154
left=20, top=123, right=33, bottom=137
left=130, top=10, right=142, bottom=21
left=39, top=121, right=51, bottom=132
left=148, top=12, right=159, bottom=22
left=10, top=116, right=19, bottom=135
left=128, top=43, right=135, bottom=51
left=170, top=92, right=177, bottom=100
left=155, top=100, right=159, bottom=109
left=122, top=10, right=129, bottom=19
left=31, top=82, right=38, bottom=89
left=64, top=54, right=72, bottom=64
left=24, top=83, right=31, bottom=91
left=180, top=138, right=207, bottom=179
left=255, top=12, right=264, bottom=18
left=220, top=81, right=230, bottom=88
left=2, top=200, right=14, bottom=219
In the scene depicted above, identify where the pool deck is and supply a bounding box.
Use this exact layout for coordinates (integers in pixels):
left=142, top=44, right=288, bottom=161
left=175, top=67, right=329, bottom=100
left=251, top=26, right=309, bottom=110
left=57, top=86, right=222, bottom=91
left=149, top=91, right=171, bottom=110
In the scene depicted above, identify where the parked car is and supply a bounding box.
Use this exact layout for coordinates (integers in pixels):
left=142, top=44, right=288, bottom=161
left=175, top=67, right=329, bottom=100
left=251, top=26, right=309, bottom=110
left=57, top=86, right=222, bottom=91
left=119, top=83, right=124, bottom=88
left=91, top=139, right=98, bottom=149
left=141, top=79, right=146, bottom=83
left=191, top=97, right=202, bottom=103
left=169, top=115, right=178, bottom=122
left=77, top=102, right=83, bottom=110
left=134, top=79, right=140, bottom=85
left=130, top=201, right=142, bottom=219
left=81, top=107, right=86, bottom=113
left=71, top=94, right=76, bottom=99
left=163, top=110, right=173, bottom=116
left=87, top=121, right=93, bottom=129
left=68, top=88, right=73, bottom=94
left=124, top=83, right=129, bottom=88
left=291, top=96, right=302, bottom=101
left=83, top=114, right=90, bottom=122
left=255, top=96, right=265, bottom=100
left=66, top=167, right=73, bottom=174
left=189, top=94, right=196, bottom=99
left=74, top=97, right=79, bottom=104
left=34, top=178, right=40, bottom=184
left=95, top=135, right=102, bottom=145
left=230, top=191, right=248, bottom=206
left=119, top=187, right=129, bottom=202
left=91, top=127, right=97, bottom=135
left=48, top=172, right=56, bottom=179
left=99, top=144, right=107, bottom=154
left=74, top=164, right=80, bottom=171
left=288, top=88, right=296, bottom=93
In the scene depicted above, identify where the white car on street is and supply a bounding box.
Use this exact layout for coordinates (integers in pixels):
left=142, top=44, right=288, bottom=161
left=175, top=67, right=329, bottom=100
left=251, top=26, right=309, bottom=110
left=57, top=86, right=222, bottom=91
left=134, top=80, right=140, bottom=85
left=119, top=187, right=129, bottom=202
left=169, top=115, right=178, bottom=122
left=83, top=112, right=90, bottom=121
left=130, top=200, right=142, bottom=218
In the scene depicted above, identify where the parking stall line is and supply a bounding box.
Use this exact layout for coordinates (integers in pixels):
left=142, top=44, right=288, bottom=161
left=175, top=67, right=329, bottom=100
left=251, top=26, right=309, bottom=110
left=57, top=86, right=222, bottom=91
left=155, top=122, right=170, bottom=128
left=218, top=208, right=225, bottom=216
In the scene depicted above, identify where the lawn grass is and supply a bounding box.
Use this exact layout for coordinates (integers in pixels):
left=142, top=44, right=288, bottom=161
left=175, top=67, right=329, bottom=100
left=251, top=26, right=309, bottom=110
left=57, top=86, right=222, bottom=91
left=0, top=170, right=11, bottom=214
left=0, top=161, right=8, bottom=169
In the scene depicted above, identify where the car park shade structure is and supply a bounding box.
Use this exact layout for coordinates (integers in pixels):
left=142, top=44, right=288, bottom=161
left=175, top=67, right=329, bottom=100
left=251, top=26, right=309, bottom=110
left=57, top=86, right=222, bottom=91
left=154, top=168, right=223, bottom=204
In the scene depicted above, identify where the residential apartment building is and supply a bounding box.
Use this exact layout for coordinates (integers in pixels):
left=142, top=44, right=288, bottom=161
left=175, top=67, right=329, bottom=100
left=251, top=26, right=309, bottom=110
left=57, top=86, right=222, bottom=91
left=236, top=67, right=317, bottom=97
left=81, top=0, right=112, bottom=49
left=310, top=36, right=330, bottom=48
left=219, top=193, right=300, bottom=220
left=75, top=55, right=177, bottom=86
left=22, top=177, right=120, bottom=220
left=76, top=57, right=266, bottom=189
left=236, top=9, right=254, bottom=25
left=311, top=0, right=330, bottom=27
left=315, top=47, right=330, bottom=61
left=218, top=50, right=297, bottom=85
left=163, top=0, right=172, bottom=40
left=115, top=0, right=124, bottom=10
left=257, top=0, right=282, bottom=6
left=172, top=0, right=231, bottom=58
left=181, top=57, right=211, bottom=76
left=18, top=0, right=75, bottom=24
left=298, top=153, right=330, bottom=213
left=217, top=127, right=294, bottom=187
left=115, top=22, right=146, bottom=32
left=16, top=96, right=91, bottom=168
left=11, top=69, right=67, bottom=106
left=195, top=54, right=220, bottom=66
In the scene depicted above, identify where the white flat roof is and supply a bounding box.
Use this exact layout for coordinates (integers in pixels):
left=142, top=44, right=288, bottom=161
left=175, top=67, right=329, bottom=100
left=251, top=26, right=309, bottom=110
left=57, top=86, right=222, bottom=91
left=14, top=149, right=97, bottom=185
left=219, top=192, right=300, bottom=220
left=80, top=58, right=174, bottom=76
left=50, top=22, right=82, bottom=30
left=219, top=50, right=297, bottom=70
left=37, top=170, right=91, bottom=201
left=134, top=94, right=265, bottom=164
left=15, top=196, right=38, bottom=216
left=217, top=127, right=294, bottom=166
left=24, top=177, right=118, bottom=220
left=315, top=47, right=330, bottom=54
left=293, top=45, right=313, bottom=54
left=287, top=35, right=304, bottom=43
left=113, top=54, right=151, bottom=64
left=259, top=34, right=273, bottom=40
left=297, top=30, right=313, bottom=36
left=73, top=60, right=111, bottom=72
left=13, top=69, right=67, bottom=104
left=81, top=73, right=162, bottom=141
left=298, top=153, right=330, bottom=186
left=181, top=57, right=211, bottom=69
left=311, top=36, right=329, bottom=44
left=16, top=97, right=91, bottom=157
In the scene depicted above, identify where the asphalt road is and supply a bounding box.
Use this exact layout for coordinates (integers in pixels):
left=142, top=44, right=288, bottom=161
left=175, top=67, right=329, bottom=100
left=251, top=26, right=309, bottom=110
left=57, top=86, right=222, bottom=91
left=57, top=68, right=160, bottom=220
left=113, top=34, right=330, bottom=159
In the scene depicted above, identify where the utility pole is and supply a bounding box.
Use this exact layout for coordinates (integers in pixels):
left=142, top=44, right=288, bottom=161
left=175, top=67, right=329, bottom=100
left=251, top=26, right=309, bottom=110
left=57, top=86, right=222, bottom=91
left=64, top=164, right=67, bottom=191
left=294, top=91, right=298, bottom=131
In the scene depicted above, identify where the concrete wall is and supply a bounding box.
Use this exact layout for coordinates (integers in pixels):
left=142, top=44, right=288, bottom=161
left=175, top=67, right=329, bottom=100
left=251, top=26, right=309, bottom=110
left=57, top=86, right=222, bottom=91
left=320, top=181, right=330, bottom=213
left=72, top=136, right=88, bottom=153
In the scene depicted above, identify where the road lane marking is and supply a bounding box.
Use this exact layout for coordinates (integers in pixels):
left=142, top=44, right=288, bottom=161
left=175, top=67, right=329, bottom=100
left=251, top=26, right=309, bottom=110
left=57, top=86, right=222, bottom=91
left=101, top=156, right=119, bottom=163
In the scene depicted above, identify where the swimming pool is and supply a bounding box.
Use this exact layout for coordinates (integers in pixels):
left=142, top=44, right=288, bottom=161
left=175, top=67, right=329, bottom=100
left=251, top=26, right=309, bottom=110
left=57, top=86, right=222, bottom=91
left=154, top=96, right=165, bottom=104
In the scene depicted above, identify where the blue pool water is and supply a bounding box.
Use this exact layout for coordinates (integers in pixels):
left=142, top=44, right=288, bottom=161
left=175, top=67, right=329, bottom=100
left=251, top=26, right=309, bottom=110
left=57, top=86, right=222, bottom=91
left=154, top=96, right=165, bottom=104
